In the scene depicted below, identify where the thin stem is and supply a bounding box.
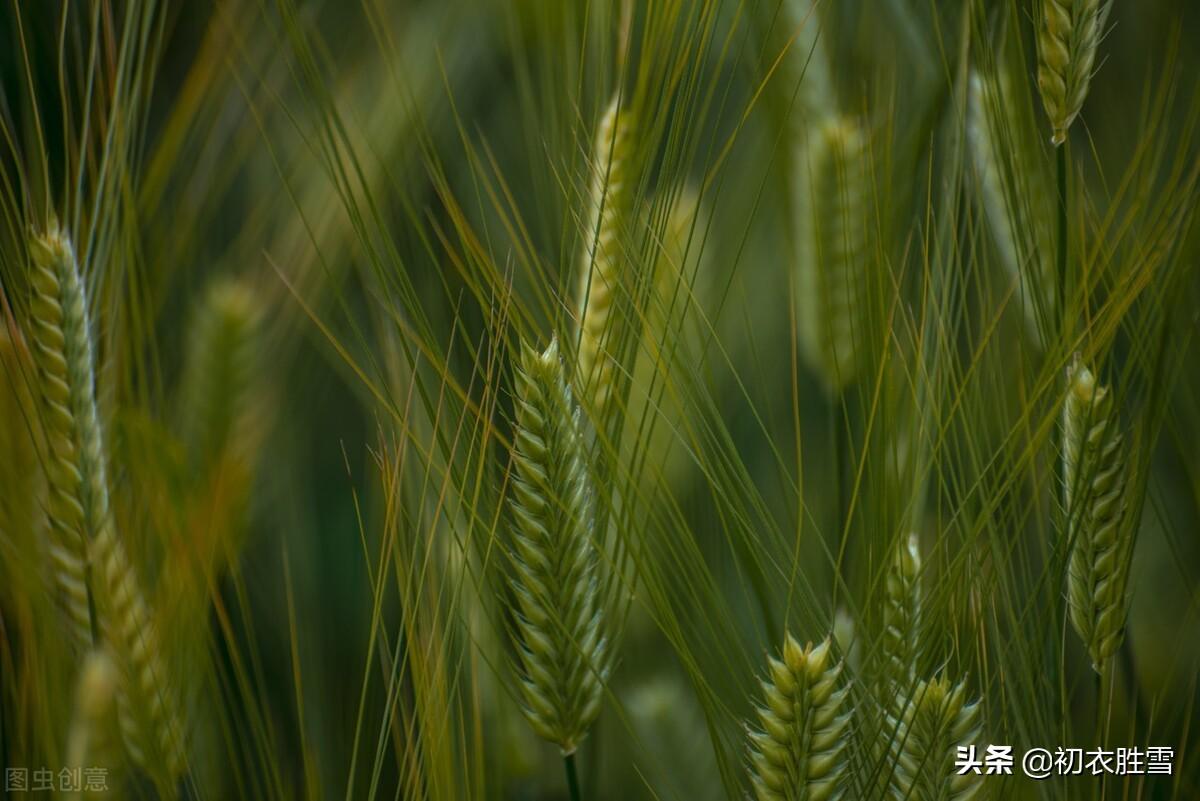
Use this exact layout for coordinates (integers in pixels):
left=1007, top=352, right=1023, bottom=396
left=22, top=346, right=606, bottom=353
left=564, top=751, right=582, bottom=801
left=1055, top=144, right=1068, bottom=344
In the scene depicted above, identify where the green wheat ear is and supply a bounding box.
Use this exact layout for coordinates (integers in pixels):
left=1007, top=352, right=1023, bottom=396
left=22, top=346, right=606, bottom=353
left=95, top=518, right=187, bottom=782
left=506, top=336, right=609, bottom=754
left=27, top=225, right=102, bottom=649
left=887, top=676, right=983, bottom=801
left=967, top=70, right=1056, bottom=348
left=28, top=224, right=185, bottom=785
left=576, top=93, right=638, bottom=418
left=748, top=635, right=850, bottom=801
left=1036, top=0, right=1114, bottom=145
left=1062, top=358, right=1133, bottom=671
left=880, top=533, right=922, bottom=701
left=180, top=277, right=263, bottom=473
left=795, top=115, right=871, bottom=394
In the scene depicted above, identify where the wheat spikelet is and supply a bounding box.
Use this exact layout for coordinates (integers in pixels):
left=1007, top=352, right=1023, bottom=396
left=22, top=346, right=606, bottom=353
left=1036, top=0, right=1114, bottom=145
left=1061, top=358, right=1132, bottom=671
left=967, top=71, right=1056, bottom=347
left=94, top=518, right=187, bottom=782
left=180, top=277, right=262, bottom=472
left=748, top=635, right=850, bottom=801
left=506, top=337, right=608, bottom=754
left=27, top=225, right=101, bottom=649
left=880, top=533, right=922, bottom=701
left=887, top=676, right=983, bottom=801
left=65, top=649, right=121, bottom=800
left=795, top=116, right=871, bottom=394
left=576, top=94, right=637, bottom=417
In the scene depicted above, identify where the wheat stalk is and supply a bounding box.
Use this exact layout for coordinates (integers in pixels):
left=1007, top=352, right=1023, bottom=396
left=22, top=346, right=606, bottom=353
left=1036, top=0, right=1114, bottom=145
left=748, top=635, right=850, bottom=801
left=506, top=337, right=609, bottom=755
left=967, top=71, right=1056, bottom=348
left=887, top=675, right=983, bottom=801
left=795, top=115, right=871, bottom=394
left=1061, top=358, right=1132, bottom=671
left=576, top=93, right=638, bottom=418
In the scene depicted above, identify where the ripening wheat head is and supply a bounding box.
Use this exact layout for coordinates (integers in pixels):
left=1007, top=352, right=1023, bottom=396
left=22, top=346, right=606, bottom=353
left=967, top=71, right=1056, bottom=348
left=27, top=224, right=185, bottom=784
left=576, top=93, right=638, bottom=417
left=887, top=676, right=983, bottom=801
left=506, top=337, right=608, bottom=754
left=1036, top=0, right=1114, bottom=145
left=1061, top=358, right=1133, bottom=671
left=748, top=635, right=851, bottom=801
left=795, top=116, right=871, bottom=394
left=27, top=225, right=102, bottom=649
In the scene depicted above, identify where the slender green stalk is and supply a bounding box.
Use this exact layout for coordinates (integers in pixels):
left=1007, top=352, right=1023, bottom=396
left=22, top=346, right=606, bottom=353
left=564, top=751, right=583, bottom=801
left=1056, top=145, right=1068, bottom=342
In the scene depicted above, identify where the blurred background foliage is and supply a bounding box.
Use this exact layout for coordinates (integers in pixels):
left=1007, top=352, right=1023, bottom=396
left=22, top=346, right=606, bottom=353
left=2, top=0, right=1200, bottom=799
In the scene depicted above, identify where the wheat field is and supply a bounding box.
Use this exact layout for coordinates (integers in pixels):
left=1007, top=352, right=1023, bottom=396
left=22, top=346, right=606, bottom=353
left=2, top=1, right=1199, bottom=799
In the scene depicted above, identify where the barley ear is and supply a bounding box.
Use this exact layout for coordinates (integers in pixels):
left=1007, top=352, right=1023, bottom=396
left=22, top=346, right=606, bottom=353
left=506, top=336, right=609, bottom=754
left=888, top=676, right=983, bottom=801
left=95, top=519, right=187, bottom=784
left=577, top=94, right=637, bottom=417
left=748, top=635, right=851, bottom=801
left=180, top=277, right=263, bottom=473
left=795, top=116, right=871, bottom=394
left=1062, top=358, right=1132, bottom=671
left=880, top=533, right=922, bottom=702
left=27, top=225, right=101, bottom=649
left=1036, top=0, right=1114, bottom=145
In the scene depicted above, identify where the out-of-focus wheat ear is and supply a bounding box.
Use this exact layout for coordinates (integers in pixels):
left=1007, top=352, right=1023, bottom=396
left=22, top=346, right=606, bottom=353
left=967, top=71, right=1056, bottom=348
left=506, top=337, right=609, bottom=754
left=1061, top=358, right=1133, bottom=671
left=748, top=635, right=851, bottom=801
left=887, top=676, right=983, bottom=800
left=880, top=533, right=922, bottom=702
left=26, top=224, right=101, bottom=649
left=64, top=649, right=121, bottom=800
left=93, top=518, right=186, bottom=785
left=179, top=277, right=263, bottom=473
left=795, top=115, right=871, bottom=394
left=1036, top=0, right=1114, bottom=145
left=576, top=93, right=637, bottom=418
